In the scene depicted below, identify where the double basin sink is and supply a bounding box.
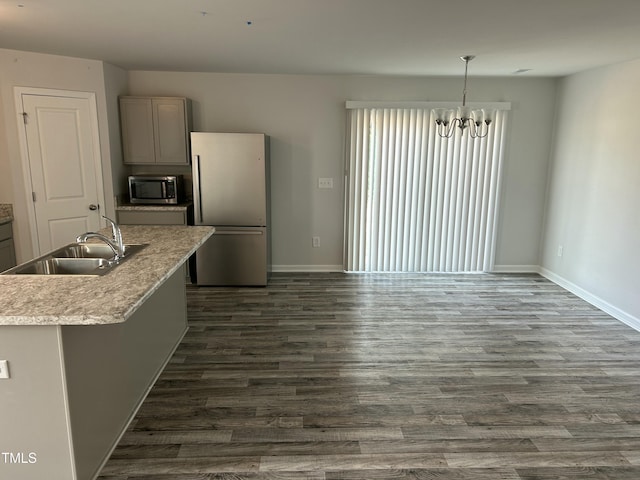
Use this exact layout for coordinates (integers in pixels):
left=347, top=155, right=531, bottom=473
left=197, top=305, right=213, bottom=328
left=2, top=242, right=147, bottom=276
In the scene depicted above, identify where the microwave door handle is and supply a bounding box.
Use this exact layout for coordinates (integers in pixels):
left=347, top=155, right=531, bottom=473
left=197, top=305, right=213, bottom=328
left=192, top=155, right=203, bottom=224
left=161, top=181, right=167, bottom=199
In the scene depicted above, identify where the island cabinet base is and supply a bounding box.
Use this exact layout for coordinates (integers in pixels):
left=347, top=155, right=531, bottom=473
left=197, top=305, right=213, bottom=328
left=0, top=266, right=188, bottom=480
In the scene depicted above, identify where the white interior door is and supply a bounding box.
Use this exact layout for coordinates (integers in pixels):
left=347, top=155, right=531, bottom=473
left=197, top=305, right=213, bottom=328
left=20, top=92, right=104, bottom=255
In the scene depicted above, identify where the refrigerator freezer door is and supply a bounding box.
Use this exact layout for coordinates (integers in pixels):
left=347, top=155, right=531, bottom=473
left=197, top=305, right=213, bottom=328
left=192, top=132, right=267, bottom=226
left=195, top=226, right=267, bottom=286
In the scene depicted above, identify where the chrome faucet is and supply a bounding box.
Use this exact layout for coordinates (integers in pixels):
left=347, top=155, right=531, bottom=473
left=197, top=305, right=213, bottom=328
left=76, top=216, right=125, bottom=260
left=102, top=216, right=124, bottom=255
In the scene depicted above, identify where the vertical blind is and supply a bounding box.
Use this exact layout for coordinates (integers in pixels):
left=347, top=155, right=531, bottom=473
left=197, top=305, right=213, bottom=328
left=344, top=103, right=510, bottom=273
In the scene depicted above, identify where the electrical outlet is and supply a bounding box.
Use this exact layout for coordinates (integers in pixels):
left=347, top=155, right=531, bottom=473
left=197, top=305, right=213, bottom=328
left=318, top=178, right=334, bottom=189
left=0, top=360, right=9, bottom=379
left=312, top=236, right=320, bottom=248
left=557, top=245, right=564, bottom=257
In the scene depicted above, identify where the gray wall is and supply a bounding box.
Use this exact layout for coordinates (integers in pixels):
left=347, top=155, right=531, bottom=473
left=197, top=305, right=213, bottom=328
left=541, top=58, right=640, bottom=325
left=127, top=71, right=557, bottom=271
left=102, top=62, right=129, bottom=207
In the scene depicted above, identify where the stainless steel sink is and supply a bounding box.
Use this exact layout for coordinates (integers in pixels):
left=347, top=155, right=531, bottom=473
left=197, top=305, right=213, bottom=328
left=12, top=258, right=113, bottom=275
left=2, top=243, right=147, bottom=276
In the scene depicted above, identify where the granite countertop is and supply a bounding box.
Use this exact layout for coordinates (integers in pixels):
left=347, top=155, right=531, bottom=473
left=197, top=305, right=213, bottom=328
left=0, top=204, right=13, bottom=225
left=115, top=201, right=193, bottom=212
left=0, top=225, right=214, bottom=326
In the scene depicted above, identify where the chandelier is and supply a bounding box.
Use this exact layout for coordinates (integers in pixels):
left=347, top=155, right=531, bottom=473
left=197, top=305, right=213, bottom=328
left=435, top=55, right=492, bottom=138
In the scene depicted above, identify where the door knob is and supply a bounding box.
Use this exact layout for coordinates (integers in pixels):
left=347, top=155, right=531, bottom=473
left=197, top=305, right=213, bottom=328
left=89, top=204, right=99, bottom=211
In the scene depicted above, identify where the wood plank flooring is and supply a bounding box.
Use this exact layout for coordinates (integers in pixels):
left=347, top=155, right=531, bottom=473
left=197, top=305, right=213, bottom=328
left=97, top=273, right=640, bottom=479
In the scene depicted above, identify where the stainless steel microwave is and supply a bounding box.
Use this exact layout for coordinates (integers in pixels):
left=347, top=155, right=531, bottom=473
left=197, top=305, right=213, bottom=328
left=128, top=175, right=182, bottom=204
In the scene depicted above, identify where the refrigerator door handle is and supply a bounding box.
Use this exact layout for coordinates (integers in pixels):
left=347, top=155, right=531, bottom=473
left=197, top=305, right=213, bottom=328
left=192, top=154, right=203, bottom=224
left=215, top=230, right=264, bottom=235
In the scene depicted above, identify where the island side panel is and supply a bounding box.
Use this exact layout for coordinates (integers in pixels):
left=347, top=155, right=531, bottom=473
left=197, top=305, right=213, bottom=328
left=60, top=265, right=188, bottom=480
left=0, top=326, right=76, bottom=480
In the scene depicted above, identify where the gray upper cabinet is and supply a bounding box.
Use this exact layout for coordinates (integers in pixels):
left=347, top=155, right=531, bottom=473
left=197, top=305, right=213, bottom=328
left=120, top=96, right=192, bottom=165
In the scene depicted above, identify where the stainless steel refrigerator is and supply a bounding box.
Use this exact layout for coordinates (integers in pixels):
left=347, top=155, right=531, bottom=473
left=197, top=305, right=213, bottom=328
left=191, top=132, right=270, bottom=286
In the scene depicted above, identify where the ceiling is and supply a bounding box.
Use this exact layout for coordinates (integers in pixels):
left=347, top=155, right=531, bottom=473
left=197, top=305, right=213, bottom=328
left=1, top=0, right=639, bottom=77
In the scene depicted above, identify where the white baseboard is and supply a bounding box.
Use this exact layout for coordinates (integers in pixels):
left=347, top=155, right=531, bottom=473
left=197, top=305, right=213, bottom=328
left=539, top=267, right=640, bottom=333
left=492, top=264, right=540, bottom=273
left=271, top=264, right=344, bottom=273
left=275, top=265, right=539, bottom=274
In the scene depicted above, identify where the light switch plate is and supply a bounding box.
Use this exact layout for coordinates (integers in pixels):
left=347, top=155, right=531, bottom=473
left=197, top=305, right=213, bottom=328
left=0, top=360, right=9, bottom=379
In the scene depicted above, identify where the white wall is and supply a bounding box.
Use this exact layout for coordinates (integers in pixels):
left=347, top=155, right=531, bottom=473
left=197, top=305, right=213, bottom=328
left=541, top=58, right=640, bottom=325
left=128, top=71, right=557, bottom=270
left=0, top=48, right=124, bottom=262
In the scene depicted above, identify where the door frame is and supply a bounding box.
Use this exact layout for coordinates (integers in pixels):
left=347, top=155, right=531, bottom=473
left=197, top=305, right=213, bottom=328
left=13, top=87, right=106, bottom=256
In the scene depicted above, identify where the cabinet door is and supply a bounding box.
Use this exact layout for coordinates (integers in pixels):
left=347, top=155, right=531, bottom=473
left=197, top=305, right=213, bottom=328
left=0, top=222, right=13, bottom=242
left=0, top=239, right=16, bottom=272
left=120, top=98, right=155, bottom=164
left=117, top=210, right=187, bottom=225
left=152, top=98, right=189, bottom=165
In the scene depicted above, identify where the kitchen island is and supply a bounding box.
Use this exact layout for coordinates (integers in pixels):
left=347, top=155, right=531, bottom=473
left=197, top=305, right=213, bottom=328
left=0, top=225, right=214, bottom=480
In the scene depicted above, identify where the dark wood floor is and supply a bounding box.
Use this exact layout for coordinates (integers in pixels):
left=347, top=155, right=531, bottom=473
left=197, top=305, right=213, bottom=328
left=98, top=272, right=640, bottom=479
